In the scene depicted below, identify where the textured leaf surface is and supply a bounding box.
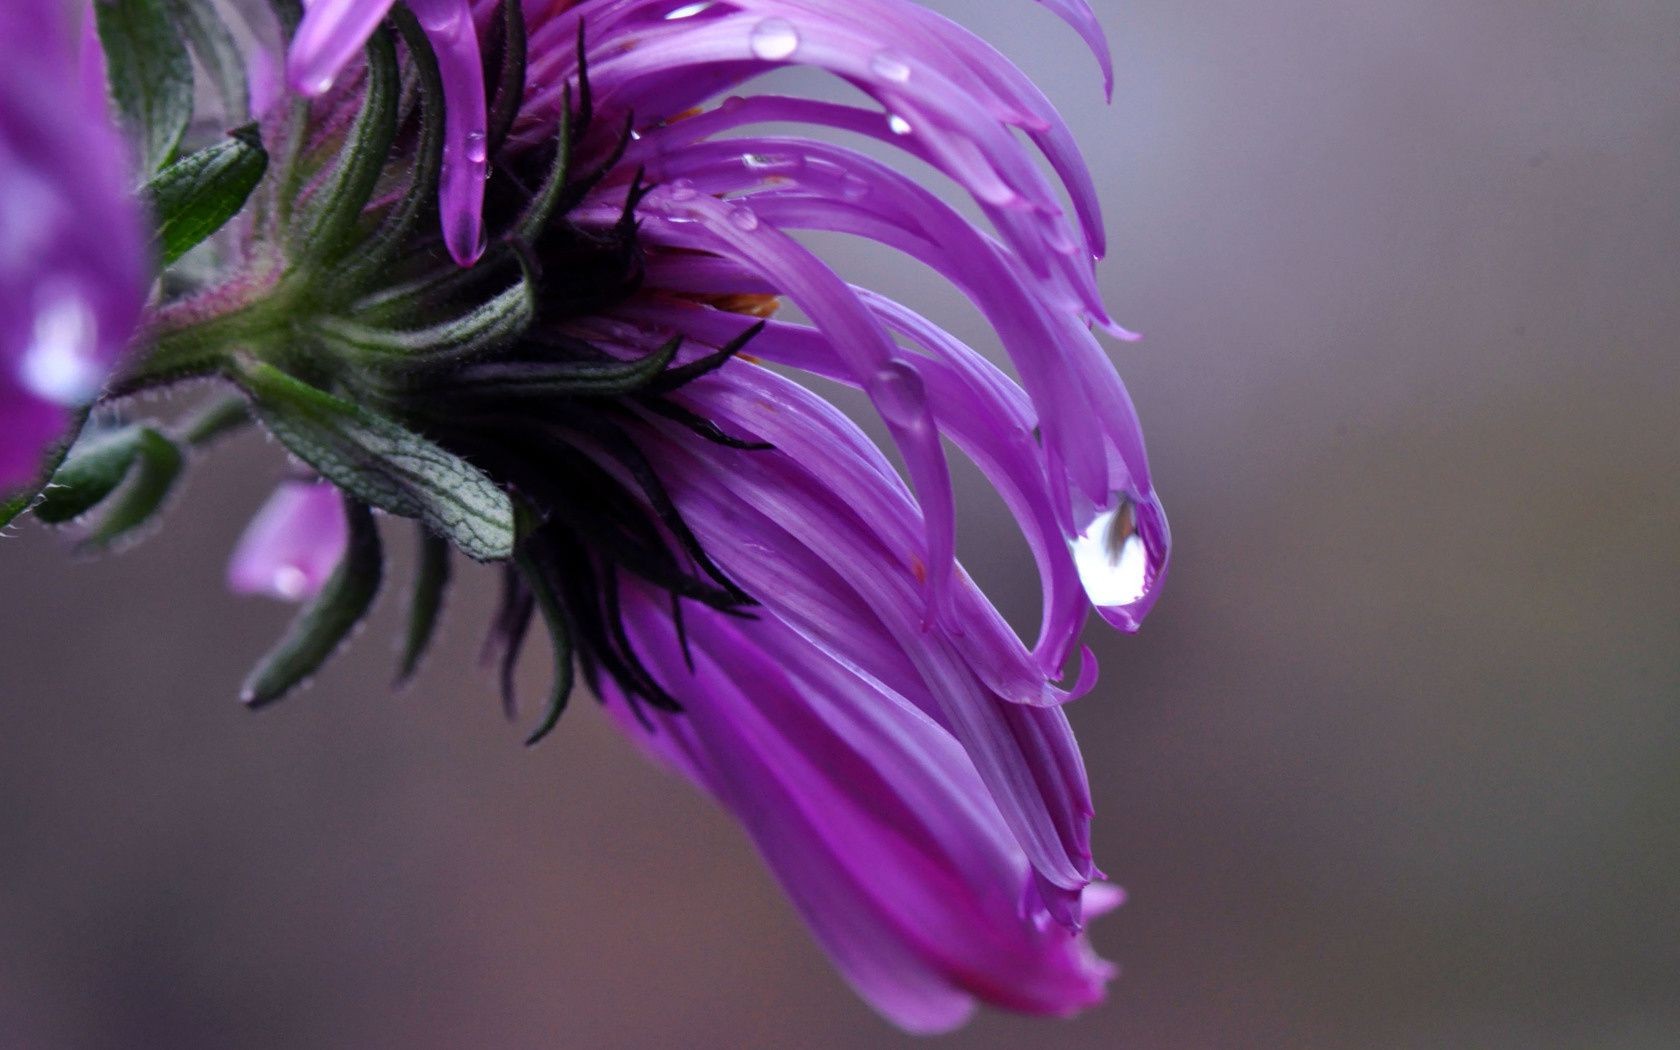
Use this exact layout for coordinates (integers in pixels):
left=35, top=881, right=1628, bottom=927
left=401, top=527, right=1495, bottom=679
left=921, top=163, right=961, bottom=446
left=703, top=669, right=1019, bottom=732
left=96, top=0, right=193, bottom=176
left=146, top=126, right=268, bottom=266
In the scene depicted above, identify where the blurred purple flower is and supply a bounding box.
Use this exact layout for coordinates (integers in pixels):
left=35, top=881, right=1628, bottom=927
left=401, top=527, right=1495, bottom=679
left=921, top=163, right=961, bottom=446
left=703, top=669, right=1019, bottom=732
left=288, top=0, right=490, bottom=265
left=0, top=2, right=147, bottom=490
left=228, top=480, right=349, bottom=601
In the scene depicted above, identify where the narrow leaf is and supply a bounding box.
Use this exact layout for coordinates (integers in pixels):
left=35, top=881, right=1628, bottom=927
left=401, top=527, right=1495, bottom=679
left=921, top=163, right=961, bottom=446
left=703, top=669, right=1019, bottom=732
left=96, top=0, right=194, bottom=176
left=293, top=26, right=399, bottom=265
left=237, top=362, right=515, bottom=561
left=243, top=496, right=383, bottom=708
left=515, top=547, right=577, bottom=747
left=78, top=428, right=185, bottom=549
left=145, top=125, right=269, bottom=266
left=33, top=426, right=147, bottom=524
left=395, top=527, right=451, bottom=685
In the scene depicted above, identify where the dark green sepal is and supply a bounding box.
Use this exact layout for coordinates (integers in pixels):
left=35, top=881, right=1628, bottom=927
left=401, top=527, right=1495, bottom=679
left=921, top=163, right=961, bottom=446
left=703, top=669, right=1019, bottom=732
left=514, top=545, right=576, bottom=747
left=242, top=495, right=383, bottom=708
left=486, top=0, right=529, bottom=157
left=395, top=526, right=451, bottom=686
left=95, top=0, right=194, bottom=177
left=440, top=336, right=682, bottom=399
left=292, top=25, right=400, bottom=266
left=330, top=9, right=446, bottom=290
left=145, top=125, right=269, bottom=267
left=163, top=0, right=249, bottom=120
left=314, top=271, right=534, bottom=373
left=514, top=86, right=572, bottom=243
left=236, top=360, right=516, bottom=561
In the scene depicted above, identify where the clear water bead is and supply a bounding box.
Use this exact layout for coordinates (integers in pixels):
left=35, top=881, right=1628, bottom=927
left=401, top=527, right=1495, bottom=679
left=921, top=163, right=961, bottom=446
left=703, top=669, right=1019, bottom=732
left=749, top=18, right=800, bottom=61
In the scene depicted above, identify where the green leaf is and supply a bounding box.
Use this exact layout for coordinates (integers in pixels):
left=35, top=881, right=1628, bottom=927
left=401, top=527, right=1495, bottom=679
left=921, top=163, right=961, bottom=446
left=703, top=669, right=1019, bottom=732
left=96, top=0, right=194, bottom=177
left=243, top=496, right=383, bottom=708
left=77, top=428, right=184, bottom=549
left=33, top=426, right=150, bottom=524
left=396, top=526, right=452, bottom=685
left=145, top=125, right=269, bottom=266
left=236, top=361, right=515, bottom=561
left=314, top=267, right=535, bottom=374
left=163, top=0, right=249, bottom=120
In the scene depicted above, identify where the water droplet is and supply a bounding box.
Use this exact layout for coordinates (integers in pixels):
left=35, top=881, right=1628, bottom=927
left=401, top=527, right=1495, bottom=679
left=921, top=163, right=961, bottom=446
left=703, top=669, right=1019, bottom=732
left=664, top=1, right=712, bottom=18
left=840, top=174, right=871, bottom=201
left=870, top=51, right=912, bottom=83
left=748, top=18, right=800, bottom=61
left=303, top=71, right=335, bottom=96
left=18, top=286, right=101, bottom=405
left=464, top=131, right=487, bottom=164
left=887, top=114, right=913, bottom=136
left=866, top=359, right=928, bottom=430
left=727, top=203, right=760, bottom=231
left=1069, top=495, right=1168, bottom=629
left=667, top=178, right=698, bottom=201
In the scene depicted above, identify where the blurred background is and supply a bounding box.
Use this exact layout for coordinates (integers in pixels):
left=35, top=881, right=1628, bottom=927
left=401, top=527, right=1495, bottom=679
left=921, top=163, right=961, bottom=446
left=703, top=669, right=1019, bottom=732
left=3, top=0, right=1678, bottom=1047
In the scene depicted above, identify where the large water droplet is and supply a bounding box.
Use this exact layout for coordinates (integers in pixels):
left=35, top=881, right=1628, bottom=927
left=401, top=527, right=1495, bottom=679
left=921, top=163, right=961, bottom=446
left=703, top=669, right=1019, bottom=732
left=748, top=18, right=800, bottom=61
left=887, top=114, right=913, bottom=136
left=664, top=1, right=713, bottom=18
left=464, top=131, right=487, bottom=164
left=727, top=203, right=760, bottom=231
left=866, top=359, right=928, bottom=431
left=19, top=286, right=101, bottom=405
left=870, top=51, right=912, bottom=83
left=1070, top=494, right=1169, bottom=630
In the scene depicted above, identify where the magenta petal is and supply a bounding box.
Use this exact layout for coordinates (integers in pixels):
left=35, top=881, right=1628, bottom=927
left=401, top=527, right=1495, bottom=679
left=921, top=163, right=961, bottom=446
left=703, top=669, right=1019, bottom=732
left=1, top=1, right=147, bottom=490
left=227, top=481, right=349, bottom=602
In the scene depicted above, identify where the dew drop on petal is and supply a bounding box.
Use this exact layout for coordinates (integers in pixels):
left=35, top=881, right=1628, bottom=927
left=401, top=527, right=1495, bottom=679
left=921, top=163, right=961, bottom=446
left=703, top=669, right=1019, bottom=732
left=465, top=131, right=487, bottom=164
left=19, top=286, right=102, bottom=405
left=748, top=18, right=800, bottom=61
left=667, top=178, right=698, bottom=201
left=870, top=50, right=912, bottom=83
left=841, top=174, right=871, bottom=200
left=866, top=359, right=929, bottom=431
left=727, top=203, right=760, bottom=230
left=1070, top=494, right=1168, bottom=630
left=887, top=114, right=913, bottom=136
left=665, top=1, right=712, bottom=18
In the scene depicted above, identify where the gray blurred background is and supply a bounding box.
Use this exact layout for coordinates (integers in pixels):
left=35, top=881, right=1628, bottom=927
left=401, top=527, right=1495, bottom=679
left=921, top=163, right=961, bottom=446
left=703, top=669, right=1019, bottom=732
left=3, top=1, right=1678, bottom=1047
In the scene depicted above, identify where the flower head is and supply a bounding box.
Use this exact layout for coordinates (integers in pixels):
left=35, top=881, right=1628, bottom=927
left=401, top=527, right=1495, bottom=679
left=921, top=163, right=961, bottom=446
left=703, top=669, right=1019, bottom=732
left=0, top=1, right=147, bottom=490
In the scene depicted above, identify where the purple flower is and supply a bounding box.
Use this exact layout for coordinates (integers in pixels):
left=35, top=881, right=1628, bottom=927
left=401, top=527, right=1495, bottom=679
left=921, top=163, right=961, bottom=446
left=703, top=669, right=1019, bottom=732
left=212, top=0, right=1169, bottom=1027
left=0, top=1, right=147, bottom=490
left=288, top=0, right=490, bottom=265
left=228, top=480, right=349, bottom=601
left=454, top=0, right=1168, bottom=1024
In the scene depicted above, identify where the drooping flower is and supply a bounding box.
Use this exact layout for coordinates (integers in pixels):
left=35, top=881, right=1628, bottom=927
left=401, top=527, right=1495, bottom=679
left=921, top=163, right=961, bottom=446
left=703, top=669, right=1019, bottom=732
left=218, top=0, right=1167, bottom=1026
left=0, top=1, right=147, bottom=490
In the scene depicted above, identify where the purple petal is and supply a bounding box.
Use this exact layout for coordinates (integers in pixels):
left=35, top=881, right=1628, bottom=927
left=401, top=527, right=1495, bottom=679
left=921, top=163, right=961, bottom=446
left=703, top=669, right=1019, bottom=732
left=227, top=481, right=349, bottom=601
